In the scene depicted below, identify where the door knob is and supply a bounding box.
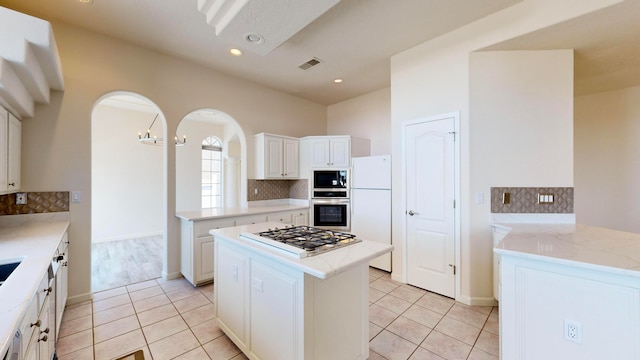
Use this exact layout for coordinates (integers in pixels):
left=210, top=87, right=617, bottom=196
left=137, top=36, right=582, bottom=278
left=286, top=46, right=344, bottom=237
left=407, top=210, right=419, bottom=216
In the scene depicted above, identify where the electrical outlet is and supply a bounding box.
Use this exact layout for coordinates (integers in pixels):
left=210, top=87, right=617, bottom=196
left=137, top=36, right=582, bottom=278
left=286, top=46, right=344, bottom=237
left=71, top=191, right=82, bottom=203
left=16, top=193, right=27, bottom=205
left=254, top=188, right=258, bottom=195
left=564, top=319, right=582, bottom=344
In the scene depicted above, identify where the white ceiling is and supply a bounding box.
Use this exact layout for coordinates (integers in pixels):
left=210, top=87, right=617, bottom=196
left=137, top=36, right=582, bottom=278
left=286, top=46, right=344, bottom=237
left=2, top=0, right=638, bottom=105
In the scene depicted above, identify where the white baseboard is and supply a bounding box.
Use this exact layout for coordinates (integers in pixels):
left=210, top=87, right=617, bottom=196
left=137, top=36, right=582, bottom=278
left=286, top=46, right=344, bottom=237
left=456, top=294, right=498, bottom=307
left=67, top=292, right=93, bottom=305
left=92, top=232, right=162, bottom=243
left=163, top=271, right=183, bottom=281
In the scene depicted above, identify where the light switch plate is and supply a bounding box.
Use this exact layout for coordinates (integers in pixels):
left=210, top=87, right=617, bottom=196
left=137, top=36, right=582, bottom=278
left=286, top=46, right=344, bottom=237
left=16, top=193, right=27, bottom=205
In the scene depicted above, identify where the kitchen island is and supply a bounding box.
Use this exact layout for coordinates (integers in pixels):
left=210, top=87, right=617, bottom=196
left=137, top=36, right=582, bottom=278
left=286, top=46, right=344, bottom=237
left=494, top=223, right=640, bottom=360
left=211, top=222, right=393, bottom=360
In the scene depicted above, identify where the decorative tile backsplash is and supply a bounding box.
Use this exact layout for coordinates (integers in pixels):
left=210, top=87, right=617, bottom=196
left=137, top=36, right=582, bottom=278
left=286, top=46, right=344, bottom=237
left=491, top=187, right=573, bottom=213
left=247, top=179, right=308, bottom=201
left=0, top=191, right=70, bottom=215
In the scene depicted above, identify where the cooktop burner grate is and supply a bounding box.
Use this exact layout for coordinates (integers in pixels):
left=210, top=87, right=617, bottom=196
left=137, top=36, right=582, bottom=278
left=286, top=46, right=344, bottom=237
left=241, top=226, right=361, bottom=258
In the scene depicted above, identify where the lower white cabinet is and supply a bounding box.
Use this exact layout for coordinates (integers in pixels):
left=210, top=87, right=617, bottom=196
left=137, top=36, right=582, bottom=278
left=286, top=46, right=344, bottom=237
left=181, top=218, right=236, bottom=286
left=180, top=209, right=309, bottom=286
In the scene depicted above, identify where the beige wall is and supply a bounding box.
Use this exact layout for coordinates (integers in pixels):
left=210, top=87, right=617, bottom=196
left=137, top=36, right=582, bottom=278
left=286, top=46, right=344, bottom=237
left=575, top=85, right=640, bottom=234
left=21, top=22, right=326, bottom=302
left=327, top=87, right=391, bottom=155
left=469, top=49, right=574, bottom=299
left=390, top=0, right=618, bottom=304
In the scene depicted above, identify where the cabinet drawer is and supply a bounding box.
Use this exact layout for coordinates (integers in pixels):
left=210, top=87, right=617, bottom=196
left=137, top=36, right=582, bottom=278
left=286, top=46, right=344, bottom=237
left=235, top=215, right=268, bottom=226
left=18, top=296, right=38, bottom=358
left=195, top=218, right=236, bottom=237
left=266, top=212, right=292, bottom=224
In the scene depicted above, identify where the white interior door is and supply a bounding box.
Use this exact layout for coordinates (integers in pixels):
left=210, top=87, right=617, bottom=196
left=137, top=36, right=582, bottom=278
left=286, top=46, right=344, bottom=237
left=405, top=116, right=456, bottom=298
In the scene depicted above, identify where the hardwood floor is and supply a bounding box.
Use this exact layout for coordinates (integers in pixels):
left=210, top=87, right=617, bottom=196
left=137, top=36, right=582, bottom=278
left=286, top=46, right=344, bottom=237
left=91, top=235, right=163, bottom=292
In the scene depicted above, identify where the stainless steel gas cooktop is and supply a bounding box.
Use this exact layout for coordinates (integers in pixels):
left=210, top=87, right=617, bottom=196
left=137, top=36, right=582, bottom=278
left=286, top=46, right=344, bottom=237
left=239, top=226, right=361, bottom=259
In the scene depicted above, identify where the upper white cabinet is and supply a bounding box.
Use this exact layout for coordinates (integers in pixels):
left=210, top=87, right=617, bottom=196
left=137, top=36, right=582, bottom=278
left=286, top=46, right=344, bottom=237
left=308, top=136, right=350, bottom=168
left=1, top=106, right=21, bottom=194
left=254, top=133, right=299, bottom=179
left=300, top=136, right=370, bottom=173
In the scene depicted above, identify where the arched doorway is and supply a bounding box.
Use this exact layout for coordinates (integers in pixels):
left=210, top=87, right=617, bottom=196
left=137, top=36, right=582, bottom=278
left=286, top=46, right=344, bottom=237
left=176, top=109, right=247, bottom=212
left=91, top=92, right=166, bottom=292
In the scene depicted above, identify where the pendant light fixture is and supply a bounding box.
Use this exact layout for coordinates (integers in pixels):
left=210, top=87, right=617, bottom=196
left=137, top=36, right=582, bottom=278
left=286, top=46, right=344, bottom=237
left=138, top=113, right=186, bottom=146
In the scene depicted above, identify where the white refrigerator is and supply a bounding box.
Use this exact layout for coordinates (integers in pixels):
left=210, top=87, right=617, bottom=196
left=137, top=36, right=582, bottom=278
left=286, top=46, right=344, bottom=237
left=351, top=155, right=391, bottom=271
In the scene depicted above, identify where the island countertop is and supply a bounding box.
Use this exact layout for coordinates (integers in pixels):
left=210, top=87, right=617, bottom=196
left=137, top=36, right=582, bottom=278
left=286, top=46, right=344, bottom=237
left=493, top=223, right=640, bottom=278
left=211, top=222, right=393, bottom=279
left=176, top=204, right=309, bottom=221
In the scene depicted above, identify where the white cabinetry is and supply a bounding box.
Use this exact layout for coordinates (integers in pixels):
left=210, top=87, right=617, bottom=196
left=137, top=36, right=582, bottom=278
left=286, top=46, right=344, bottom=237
left=214, top=235, right=369, bottom=360
left=21, top=268, right=55, bottom=360
left=179, top=209, right=309, bottom=286
left=500, top=249, right=640, bottom=360
left=181, top=218, right=236, bottom=286
left=308, top=136, right=350, bottom=168
left=0, top=107, right=21, bottom=194
left=299, top=136, right=370, bottom=176
left=254, top=133, right=299, bottom=179
left=55, top=233, right=69, bottom=339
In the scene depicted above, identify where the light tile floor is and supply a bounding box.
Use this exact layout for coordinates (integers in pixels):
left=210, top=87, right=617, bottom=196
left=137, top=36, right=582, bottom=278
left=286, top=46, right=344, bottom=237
left=57, top=268, right=499, bottom=360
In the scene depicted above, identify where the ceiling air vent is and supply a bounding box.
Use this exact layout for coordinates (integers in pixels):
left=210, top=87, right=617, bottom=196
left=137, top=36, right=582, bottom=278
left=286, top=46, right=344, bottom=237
left=298, top=57, right=322, bottom=70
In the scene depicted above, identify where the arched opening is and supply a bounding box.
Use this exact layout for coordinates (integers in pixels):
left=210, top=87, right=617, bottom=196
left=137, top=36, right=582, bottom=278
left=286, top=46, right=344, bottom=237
left=91, top=92, right=166, bottom=292
left=176, top=109, right=246, bottom=212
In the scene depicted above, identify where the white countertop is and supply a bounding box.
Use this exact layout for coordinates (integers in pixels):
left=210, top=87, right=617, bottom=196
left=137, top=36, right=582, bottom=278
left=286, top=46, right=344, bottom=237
left=211, top=222, right=393, bottom=279
left=176, top=204, right=309, bottom=221
left=494, top=223, right=640, bottom=278
left=0, top=221, right=70, bottom=356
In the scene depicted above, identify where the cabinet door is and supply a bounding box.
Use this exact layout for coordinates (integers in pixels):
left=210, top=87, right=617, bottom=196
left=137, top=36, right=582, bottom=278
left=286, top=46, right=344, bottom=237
left=56, top=234, right=69, bottom=339
left=292, top=211, right=308, bottom=226
left=265, top=136, right=284, bottom=178
left=7, top=113, right=20, bottom=191
left=282, top=139, right=299, bottom=178
left=0, top=108, right=7, bottom=191
left=216, top=243, right=249, bottom=346
left=309, top=138, right=330, bottom=168
left=250, top=260, right=300, bottom=360
left=197, top=237, right=215, bottom=283
left=330, top=137, right=350, bottom=168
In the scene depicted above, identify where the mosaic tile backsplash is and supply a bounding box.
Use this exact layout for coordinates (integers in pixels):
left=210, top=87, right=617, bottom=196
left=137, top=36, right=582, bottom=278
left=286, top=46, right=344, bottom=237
left=0, top=191, right=70, bottom=215
left=491, top=187, right=573, bottom=213
left=247, top=179, right=308, bottom=201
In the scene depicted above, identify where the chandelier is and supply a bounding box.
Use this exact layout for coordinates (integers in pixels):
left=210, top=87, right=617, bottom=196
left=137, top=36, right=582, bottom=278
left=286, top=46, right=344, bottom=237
left=138, top=113, right=186, bottom=146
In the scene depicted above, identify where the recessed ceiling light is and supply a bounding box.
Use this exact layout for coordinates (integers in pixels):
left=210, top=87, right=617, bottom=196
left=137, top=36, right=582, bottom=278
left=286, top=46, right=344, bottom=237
left=78, top=0, right=93, bottom=4
left=334, top=78, right=343, bottom=83
left=229, top=48, right=243, bottom=56
left=245, top=33, right=264, bottom=44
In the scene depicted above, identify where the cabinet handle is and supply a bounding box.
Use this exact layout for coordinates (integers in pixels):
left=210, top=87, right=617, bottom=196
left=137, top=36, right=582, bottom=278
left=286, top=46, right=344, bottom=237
left=31, top=320, right=41, bottom=328
left=41, top=328, right=49, bottom=334
left=44, top=286, right=52, bottom=295
left=8, top=183, right=15, bottom=187
left=38, top=334, right=48, bottom=342
left=62, top=261, right=68, bottom=267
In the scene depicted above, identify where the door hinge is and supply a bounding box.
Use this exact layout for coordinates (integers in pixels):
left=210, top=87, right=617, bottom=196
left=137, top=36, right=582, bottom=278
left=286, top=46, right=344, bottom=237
left=453, top=199, right=456, bottom=209
left=449, top=131, right=456, bottom=141
left=449, top=264, right=456, bottom=275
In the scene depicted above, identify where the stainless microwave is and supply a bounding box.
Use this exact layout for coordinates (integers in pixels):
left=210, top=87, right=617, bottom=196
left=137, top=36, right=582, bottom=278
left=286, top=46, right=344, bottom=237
left=313, top=170, right=348, bottom=190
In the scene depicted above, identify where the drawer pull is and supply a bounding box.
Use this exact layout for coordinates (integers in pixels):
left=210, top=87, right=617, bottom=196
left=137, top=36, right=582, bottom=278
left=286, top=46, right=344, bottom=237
left=30, top=320, right=41, bottom=328
left=38, top=334, right=48, bottom=342
left=41, top=327, right=50, bottom=334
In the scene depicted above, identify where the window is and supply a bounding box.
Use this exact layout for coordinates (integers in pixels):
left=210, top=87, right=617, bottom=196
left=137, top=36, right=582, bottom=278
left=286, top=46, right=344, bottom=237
left=202, top=136, right=223, bottom=208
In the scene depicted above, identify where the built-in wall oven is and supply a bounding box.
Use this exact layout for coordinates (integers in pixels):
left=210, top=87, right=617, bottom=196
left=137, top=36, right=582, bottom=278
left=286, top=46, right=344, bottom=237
left=311, top=170, right=350, bottom=231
